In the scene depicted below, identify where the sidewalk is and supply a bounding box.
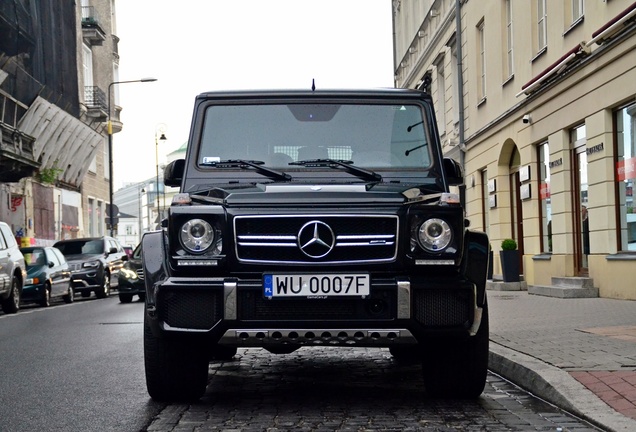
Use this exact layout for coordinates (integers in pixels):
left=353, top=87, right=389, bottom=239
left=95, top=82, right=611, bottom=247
left=487, top=290, right=636, bottom=432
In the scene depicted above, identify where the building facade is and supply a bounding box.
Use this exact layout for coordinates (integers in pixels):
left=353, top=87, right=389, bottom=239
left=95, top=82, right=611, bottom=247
left=393, top=0, right=636, bottom=299
left=0, top=0, right=129, bottom=246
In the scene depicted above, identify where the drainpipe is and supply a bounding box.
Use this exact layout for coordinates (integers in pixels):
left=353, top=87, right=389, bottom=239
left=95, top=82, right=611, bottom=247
left=456, top=0, right=466, bottom=209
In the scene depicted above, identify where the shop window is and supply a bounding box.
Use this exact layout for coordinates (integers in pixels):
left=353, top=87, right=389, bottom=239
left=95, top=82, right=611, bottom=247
left=538, top=143, right=552, bottom=252
left=616, top=103, right=636, bottom=252
left=477, top=19, right=486, bottom=102
left=537, top=0, right=547, bottom=51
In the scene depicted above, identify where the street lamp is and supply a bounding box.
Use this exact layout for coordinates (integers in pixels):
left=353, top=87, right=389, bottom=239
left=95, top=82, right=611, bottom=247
left=107, top=77, right=157, bottom=237
left=138, top=187, right=145, bottom=245
left=155, top=124, right=167, bottom=225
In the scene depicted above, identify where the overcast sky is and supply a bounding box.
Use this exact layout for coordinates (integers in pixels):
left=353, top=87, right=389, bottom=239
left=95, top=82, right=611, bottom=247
left=112, top=0, right=395, bottom=190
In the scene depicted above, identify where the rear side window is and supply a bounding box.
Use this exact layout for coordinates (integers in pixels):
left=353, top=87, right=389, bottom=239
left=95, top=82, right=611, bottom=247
left=52, top=248, right=67, bottom=265
left=0, top=224, right=16, bottom=249
left=46, top=248, right=61, bottom=266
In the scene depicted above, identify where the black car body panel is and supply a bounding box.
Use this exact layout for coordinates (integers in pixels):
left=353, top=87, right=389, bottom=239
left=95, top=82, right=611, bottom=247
left=142, top=88, right=490, bottom=401
left=117, top=244, right=145, bottom=302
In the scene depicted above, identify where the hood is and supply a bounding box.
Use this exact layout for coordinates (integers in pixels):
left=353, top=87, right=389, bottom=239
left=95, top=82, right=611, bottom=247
left=64, top=253, right=103, bottom=263
left=188, top=182, right=444, bottom=206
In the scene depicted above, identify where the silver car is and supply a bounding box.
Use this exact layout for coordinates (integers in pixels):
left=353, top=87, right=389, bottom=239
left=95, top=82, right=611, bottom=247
left=0, top=221, right=26, bottom=314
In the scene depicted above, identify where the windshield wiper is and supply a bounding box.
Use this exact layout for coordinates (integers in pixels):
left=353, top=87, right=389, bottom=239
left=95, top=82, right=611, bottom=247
left=200, top=159, right=291, bottom=181
left=289, top=159, right=382, bottom=182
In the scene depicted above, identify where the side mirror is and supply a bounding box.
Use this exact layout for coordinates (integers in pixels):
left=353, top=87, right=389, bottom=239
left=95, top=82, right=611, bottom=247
left=164, top=159, right=185, bottom=187
left=443, top=158, right=464, bottom=186
left=48, top=261, right=55, bottom=268
left=108, top=247, right=117, bottom=255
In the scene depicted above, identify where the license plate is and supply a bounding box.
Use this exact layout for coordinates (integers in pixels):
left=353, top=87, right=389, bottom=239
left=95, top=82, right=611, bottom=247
left=263, top=273, right=370, bottom=298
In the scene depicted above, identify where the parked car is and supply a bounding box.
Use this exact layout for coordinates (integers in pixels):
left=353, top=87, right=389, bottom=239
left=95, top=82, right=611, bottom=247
left=117, top=243, right=145, bottom=303
left=53, top=236, right=127, bottom=299
left=0, top=221, right=26, bottom=314
left=20, top=246, right=73, bottom=307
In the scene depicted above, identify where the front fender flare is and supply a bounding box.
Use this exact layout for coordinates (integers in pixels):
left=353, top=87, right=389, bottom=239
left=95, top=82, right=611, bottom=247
left=141, top=231, right=168, bottom=307
left=461, top=229, right=490, bottom=307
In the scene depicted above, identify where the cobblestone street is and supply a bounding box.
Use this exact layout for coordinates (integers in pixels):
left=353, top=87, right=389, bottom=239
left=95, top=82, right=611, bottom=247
left=146, top=347, right=600, bottom=431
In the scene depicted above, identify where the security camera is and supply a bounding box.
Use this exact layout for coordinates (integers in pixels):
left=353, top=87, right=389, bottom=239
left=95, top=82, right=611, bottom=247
left=522, top=114, right=531, bottom=124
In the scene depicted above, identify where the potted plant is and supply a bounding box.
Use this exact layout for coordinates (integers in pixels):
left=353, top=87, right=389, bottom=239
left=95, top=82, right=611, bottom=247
left=500, top=239, right=520, bottom=282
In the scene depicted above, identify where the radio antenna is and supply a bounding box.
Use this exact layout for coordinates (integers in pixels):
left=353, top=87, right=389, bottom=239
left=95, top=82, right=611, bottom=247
left=311, top=79, right=316, bottom=91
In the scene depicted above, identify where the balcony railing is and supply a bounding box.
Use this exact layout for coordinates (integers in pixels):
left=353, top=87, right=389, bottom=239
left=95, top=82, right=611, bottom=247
left=81, top=6, right=101, bottom=26
left=84, top=86, right=107, bottom=118
left=81, top=6, right=106, bottom=45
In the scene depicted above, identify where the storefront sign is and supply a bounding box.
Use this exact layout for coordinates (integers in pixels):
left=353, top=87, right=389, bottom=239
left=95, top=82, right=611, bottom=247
left=489, top=194, right=497, bottom=208
left=549, top=158, right=563, bottom=169
left=586, top=142, right=604, bottom=156
left=520, top=184, right=531, bottom=200
left=617, top=157, right=636, bottom=181
left=488, top=179, right=496, bottom=193
left=519, top=165, right=531, bottom=182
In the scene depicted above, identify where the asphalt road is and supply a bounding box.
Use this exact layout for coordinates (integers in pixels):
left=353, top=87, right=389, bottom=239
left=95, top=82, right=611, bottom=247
left=0, top=296, right=162, bottom=432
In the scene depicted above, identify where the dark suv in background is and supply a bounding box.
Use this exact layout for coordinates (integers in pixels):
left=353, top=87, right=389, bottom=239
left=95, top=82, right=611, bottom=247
left=54, top=236, right=127, bottom=299
left=117, top=243, right=145, bottom=303
left=0, top=221, right=26, bottom=313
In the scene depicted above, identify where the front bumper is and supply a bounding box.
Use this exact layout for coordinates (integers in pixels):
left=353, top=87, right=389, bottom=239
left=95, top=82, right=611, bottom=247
left=21, top=284, right=45, bottom=302
left=145, top=275, right=480, bottom=347
left=117, top=279, right=145, bottom=295
left=70, top=270, right=103, bottom=293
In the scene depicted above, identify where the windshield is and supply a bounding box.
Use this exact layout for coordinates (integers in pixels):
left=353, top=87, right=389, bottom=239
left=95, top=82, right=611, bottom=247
left=198, top=103, right=431, bottom=171
left=23, top=249, right=46, bottom=267
left=56, top=240, right=103, bottom=255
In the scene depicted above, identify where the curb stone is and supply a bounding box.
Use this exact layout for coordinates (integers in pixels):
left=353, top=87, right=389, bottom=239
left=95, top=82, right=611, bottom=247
left=489, top=342, right=636, bottom=432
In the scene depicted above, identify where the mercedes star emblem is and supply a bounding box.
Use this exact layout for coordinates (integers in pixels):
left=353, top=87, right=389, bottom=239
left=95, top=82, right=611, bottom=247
left=297, top=221, right=335, bottom=258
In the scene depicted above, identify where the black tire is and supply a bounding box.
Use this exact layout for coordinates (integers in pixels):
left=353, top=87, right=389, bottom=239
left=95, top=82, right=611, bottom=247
left=119, top=293, right=133, bottom=303
left=422, top=302, right=489, bottom=399
left=209, top=344, right=237, bottom=361
left=63, top=283, right=74, bottom=304
left=95, top=272, right=110, bottom=299
left=1, top=277, right=21, bottom=314
left=39, top=283, right=51, bottom=307
left=144, top=313, right=209, bottom=401
left=81, top=291, right=91, bottom=298
left=389, top=346, right=420, bottom=364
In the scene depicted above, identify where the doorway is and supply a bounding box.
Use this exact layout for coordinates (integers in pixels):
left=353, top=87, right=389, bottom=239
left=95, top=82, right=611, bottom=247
left=509, top=170, right=524, bottom=274
left=572, top=125, right=589, bottom=275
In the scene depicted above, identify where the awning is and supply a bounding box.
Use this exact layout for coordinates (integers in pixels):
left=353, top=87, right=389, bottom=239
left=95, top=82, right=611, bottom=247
left=17, top=96, right=103, bottom=187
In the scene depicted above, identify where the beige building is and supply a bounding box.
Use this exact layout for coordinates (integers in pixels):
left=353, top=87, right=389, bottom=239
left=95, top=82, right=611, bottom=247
left=393, top=0, right=636, bottom=299
left=77, top=0, right=121, bottom=238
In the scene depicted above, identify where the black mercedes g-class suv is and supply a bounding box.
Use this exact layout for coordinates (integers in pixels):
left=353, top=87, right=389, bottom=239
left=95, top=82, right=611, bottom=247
left=142, top=88, right=490, bottom=401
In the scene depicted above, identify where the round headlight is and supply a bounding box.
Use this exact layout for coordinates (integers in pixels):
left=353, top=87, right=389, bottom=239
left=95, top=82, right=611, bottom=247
left=418, top=218, right=452, bottom=252
left=180, top=219, right=215, bottom=253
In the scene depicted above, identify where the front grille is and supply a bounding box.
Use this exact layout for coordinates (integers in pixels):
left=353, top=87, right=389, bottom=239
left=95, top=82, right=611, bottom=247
left=238, top=289, right=395, bottom=321
left=136, top=269, right=144, bottom=280
left=69, top=263, right=82, bottom=271
left=413, top=290, right=472, bottom=328
left=157, top=289, right=223, bottom=330
left=234, top=214, right=398, bottom=264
